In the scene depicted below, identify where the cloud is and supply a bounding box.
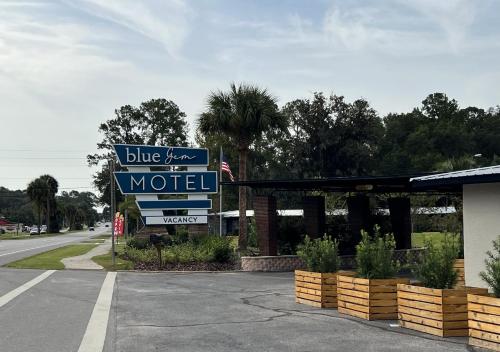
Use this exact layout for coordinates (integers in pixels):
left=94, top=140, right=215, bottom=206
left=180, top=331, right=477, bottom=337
left=401, top=0, right=476, bottom=52
left=65, top=0, right=193, bottom=59
left=322, top=0, right=478, bottom=54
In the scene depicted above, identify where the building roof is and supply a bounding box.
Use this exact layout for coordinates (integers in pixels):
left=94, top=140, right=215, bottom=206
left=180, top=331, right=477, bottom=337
left=222, top=166, right=500, bottom=193
left=411, top=165, right=500, bottom=189
left=221, top=174, right=426, bottom=193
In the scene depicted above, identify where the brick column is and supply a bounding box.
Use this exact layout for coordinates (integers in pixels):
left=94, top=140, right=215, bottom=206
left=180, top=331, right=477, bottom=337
left=346, top=195, right=371, bottom=254
left=303, top=196, right=325, bottom=239
left=388, top=197, right=412, bottom=249
left=254, top=196, right=278, bottom=256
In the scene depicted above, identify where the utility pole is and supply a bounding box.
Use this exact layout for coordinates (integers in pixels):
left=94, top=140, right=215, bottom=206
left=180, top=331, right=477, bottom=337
left=109, top=158, right=116, bottom=266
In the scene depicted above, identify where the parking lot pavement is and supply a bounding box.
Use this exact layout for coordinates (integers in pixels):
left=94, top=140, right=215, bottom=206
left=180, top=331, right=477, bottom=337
left=0, top=269, right=106, bottom=352
left=108, top=272, right=471, bottom=352
left=0, top=269, right=475, bottom=352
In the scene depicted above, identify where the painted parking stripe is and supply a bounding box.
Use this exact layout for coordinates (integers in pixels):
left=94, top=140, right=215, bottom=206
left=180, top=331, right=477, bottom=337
left=78, top=272, right=117, bottom=352
left=0, top=270, right=56, bottom=308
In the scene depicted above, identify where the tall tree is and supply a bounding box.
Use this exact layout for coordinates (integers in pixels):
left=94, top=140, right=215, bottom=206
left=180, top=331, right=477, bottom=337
left=198, top=83, right=285, bottom=249
left=88, top=99, right=189, bottom=205
left=27, top=178, right=49, bottom=234
left=57, top=191, right=99, bottom=230
left=40, top=175, right=59, bottom=233
left=279, top=93, right=384, bottom=178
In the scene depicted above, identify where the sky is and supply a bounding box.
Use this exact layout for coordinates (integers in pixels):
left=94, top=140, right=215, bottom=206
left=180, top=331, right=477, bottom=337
left=1, top=0, right=500, bottom=194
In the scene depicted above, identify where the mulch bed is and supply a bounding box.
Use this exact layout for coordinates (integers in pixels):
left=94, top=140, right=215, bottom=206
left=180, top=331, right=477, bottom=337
left=131, top=261, right=239, bottom=271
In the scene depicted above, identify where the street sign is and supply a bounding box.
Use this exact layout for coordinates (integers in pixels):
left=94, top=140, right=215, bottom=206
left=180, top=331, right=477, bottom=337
left=114, top=144, right=208, bottom=167
left=114, top=171, right=217, bottom=194
left=145, top=216, right=208, bottom=225
left=137, top=199, right=212, bottom=210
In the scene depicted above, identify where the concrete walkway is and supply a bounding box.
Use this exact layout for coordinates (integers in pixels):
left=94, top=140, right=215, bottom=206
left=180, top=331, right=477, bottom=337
left=62, top=240, right=111, bottom=270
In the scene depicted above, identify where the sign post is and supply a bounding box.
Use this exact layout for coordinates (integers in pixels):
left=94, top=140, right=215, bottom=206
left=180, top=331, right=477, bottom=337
left=109, top=158, right=116, bottom=266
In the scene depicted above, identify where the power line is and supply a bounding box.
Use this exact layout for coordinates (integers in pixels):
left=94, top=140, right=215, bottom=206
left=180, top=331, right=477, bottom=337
left=0, top=148, right=91, bottom=152
left=0, top=157, right=87, bottom=160
left=0, top=177, right=92, bottom=180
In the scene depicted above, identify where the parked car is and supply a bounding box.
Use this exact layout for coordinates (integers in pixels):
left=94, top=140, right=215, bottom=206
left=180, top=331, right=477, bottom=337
left=40, top=225, right=47, bottom=234
left=89, top=226, right=95, bottom=231
left=30, top=226, right=39, bottom=235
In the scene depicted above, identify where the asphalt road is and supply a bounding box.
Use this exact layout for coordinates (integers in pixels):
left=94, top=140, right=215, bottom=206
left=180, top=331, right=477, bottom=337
left=0, top=269, right=477, bottom=352
left=0, top=226, right=109, bottom=266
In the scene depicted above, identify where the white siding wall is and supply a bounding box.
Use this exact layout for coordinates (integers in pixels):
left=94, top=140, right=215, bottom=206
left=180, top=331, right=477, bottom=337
left=463, top=183, right=500, bottom=289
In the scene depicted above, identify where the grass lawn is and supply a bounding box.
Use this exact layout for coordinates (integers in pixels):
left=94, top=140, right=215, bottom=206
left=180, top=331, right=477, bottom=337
left=5, top=244, right=98, bottom=270
left=91, top=234, right=111, bottom=239
left=81, top=239, right=106, bottom=244
left=0, top=232, right=66, bottom=240
left=411, top=232, right=460, bottom=248
left=92, top=243, right=133, bottom=271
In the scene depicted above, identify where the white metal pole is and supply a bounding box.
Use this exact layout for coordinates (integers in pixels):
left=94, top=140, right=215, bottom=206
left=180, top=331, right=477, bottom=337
left=109, top=158, right=116, bottom=266
left=219, top=146, right=223, bottom=237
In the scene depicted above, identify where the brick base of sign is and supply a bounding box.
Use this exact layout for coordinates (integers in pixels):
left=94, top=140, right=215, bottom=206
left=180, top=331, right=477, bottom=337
left=241, top=255, right=305, bottom=272
left=188, top=224, right=208, bottom=239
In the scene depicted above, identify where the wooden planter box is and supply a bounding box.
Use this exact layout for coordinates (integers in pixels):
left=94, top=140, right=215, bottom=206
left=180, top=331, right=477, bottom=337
left=397, top=284, right=488, bottom=337
left=454, top=259, right=465, bottom=289
left=468, top=294, right=500, bottom=351
left=295, top=270, right=338, bottom=308
left=337, top=274, right=410, bottom=320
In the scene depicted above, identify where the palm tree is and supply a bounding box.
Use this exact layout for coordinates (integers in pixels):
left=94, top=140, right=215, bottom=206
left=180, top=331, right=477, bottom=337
left=119, top=196, right=141, bottom=235
left=27, top=178, right=49, bottom=234
left=40, top=175, right=59, bottom=233
left=198, top=83, right=285, bottom=249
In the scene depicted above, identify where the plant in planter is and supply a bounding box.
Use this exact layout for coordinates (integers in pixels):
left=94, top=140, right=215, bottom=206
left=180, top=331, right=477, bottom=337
left=398, top=236, right=488, bottom=337
left=295, top=235, right=340, bottom=308
left=468, top=236, right=500, bottom=351
left=337, top=228, right=409, bottom=320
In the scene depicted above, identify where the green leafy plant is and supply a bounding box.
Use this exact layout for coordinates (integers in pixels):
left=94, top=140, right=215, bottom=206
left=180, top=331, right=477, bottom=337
left=297, top=235, right=340, bottom=273
left=356, top=228, right=399, bottom=279
left=411, top=235, right=459, bottom=289
left=126, top=236, right=151, bottom=250
left=479, top=236, right=500, bottom=298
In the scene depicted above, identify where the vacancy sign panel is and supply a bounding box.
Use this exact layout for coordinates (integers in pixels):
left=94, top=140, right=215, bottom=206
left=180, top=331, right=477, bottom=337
left=145, top=216, right=208, bottom=225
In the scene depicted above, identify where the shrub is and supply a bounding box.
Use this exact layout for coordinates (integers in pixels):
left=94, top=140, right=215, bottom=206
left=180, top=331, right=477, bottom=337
left=123, top=247, right=157, bottom=264
left=199, top=236, right=233, bottom=262
left=126, top=236, right=150, bottom=250
left=356, top=228, right=398, bottom=279
left=479, top=236, right=500, bottom=298
left=411, top=235, right=459, bottom=289
left=297, top=235, right=340, bottom=273
left=170, top=229, right=189, bottom=245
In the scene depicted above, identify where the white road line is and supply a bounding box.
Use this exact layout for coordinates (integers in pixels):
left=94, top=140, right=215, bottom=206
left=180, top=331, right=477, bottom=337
left=78, top=272, right=117, bottom=352
left=0, top=240, right=76, bottom=257
left=0, top=270, right=56, bottom=308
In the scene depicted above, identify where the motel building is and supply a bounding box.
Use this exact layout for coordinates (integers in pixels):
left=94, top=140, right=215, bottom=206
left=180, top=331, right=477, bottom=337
left=223, top=165, right=500, bottom=290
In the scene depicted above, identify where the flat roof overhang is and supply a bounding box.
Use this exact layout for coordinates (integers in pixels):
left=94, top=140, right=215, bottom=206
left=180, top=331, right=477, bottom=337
left=221, top=174, right=462, bottom=193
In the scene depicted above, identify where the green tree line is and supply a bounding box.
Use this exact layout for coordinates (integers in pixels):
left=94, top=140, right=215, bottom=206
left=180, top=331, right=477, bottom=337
left=86, top=84, right=500, bottom=249
left=0, top=177, right=100, bottom=233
